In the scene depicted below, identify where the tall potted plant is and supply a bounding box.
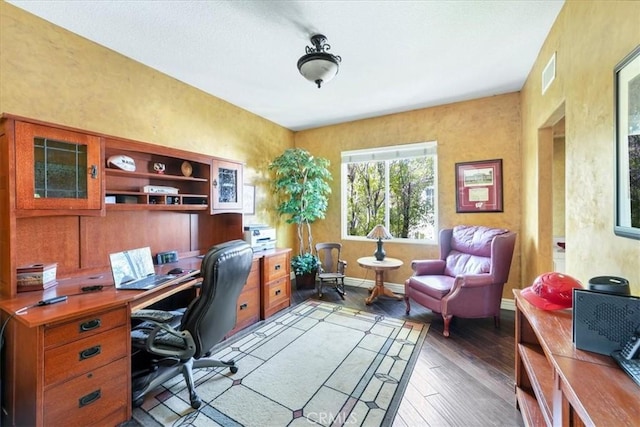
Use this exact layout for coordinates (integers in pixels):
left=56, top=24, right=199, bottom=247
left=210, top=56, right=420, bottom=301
left=269, top=148, right=332, bottom=287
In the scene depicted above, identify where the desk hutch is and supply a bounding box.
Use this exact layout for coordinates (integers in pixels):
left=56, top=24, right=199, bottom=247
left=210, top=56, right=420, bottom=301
left=0, top=114, right=291, bottom=426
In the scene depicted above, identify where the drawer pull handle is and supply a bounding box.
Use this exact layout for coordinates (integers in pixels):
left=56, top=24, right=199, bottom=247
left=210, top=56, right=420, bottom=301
left=79, top=345, right=101, bottom=361
left=79, top=318, right=101, bottom=332
left=79, top=389, right=101, bottom=408
left=274, top=264, right=281, bottom=270
left=275, top=289, right=281, bottom=296
left=239, top=303, right=248, bottom=310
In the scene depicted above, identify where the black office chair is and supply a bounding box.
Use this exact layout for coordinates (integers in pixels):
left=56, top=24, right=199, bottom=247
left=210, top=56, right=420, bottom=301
left=315, top=242, right=347, bottom=299
left=130, top=239, right=253, bottom=409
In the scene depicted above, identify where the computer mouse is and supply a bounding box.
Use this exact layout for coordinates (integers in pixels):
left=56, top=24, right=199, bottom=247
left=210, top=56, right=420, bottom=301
left=168, top=268, right=185, bottom=275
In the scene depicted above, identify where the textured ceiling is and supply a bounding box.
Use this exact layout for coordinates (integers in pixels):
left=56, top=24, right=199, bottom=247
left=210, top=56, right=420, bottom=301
left=7, top=0, right=564, bottom=131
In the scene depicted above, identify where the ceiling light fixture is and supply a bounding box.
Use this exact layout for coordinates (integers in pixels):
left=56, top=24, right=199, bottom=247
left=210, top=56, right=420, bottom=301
left=297, top=34, right=342, bottom=88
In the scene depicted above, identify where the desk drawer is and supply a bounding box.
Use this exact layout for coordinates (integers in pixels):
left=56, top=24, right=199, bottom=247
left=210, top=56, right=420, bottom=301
left=44, top=307, right=127, bottom=348
left=264, top=276, right=290, bottom=308
left=263, top=253, right=289, bottom=282
left=236, top=286, right=260, bottom=327
left=244, top=258, right=260, bottom=291
left=44, top=326, right=128, bottom=387
left=44, top=357, right=128, bottom=427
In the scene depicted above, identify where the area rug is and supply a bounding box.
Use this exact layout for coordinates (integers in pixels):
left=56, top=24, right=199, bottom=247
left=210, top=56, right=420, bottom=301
left=132, top=300, right=429, bottom=427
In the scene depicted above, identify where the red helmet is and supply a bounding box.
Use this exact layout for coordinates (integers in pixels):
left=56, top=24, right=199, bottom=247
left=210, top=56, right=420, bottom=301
left=522, top=272, right=583, bottom=310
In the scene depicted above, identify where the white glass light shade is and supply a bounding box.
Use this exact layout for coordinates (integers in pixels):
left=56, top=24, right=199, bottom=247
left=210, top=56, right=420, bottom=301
left=297, top=54, right=339, bottom=88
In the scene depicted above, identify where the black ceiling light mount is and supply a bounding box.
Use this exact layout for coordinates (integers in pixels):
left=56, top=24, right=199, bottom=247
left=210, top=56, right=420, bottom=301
left=297, top=34, right=342, bottom=88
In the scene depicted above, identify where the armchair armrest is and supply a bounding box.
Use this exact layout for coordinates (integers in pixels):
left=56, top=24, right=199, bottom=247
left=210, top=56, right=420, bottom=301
left=411, top=259, right=446, bottom=275
left=457, top=273, right=493, bottom=288
left=447, top=273, right=494, bottom=298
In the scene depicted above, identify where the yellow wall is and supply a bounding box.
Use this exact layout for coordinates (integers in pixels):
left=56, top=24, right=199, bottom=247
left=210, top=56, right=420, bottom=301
left=0, top=1, right=295, bottom=248
left=2, top=0, right=639, bottom=297
left=295, top=94, right=522, bottom=296
left=521, top=0, right=640, bottom=293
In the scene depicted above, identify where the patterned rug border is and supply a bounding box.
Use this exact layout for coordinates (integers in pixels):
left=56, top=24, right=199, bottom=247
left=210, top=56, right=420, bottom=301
left=132, top=300, right=430, bottom=427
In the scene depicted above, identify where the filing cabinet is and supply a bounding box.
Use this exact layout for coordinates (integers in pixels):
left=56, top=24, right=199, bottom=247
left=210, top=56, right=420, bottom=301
left=260, top=249, right=292, bottom=319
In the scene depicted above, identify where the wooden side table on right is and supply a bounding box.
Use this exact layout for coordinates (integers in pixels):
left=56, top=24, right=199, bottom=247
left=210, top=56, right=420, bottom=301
left=357, top=256, right=403, bottom=305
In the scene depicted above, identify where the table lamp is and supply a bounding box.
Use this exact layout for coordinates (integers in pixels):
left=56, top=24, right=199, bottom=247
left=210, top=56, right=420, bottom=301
left=366, top=224, right=393, bottom=261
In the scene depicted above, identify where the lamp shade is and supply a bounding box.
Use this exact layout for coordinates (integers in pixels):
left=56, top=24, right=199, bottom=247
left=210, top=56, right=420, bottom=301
left=367, top=225, right=392, bottom=261
left=297, top=34, right=341, bottom=88
left=366, top=225, right=393, bottom=240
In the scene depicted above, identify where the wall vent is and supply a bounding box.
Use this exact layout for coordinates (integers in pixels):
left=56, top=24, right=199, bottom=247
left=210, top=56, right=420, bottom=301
left=542, top=52, right=556, bottom=95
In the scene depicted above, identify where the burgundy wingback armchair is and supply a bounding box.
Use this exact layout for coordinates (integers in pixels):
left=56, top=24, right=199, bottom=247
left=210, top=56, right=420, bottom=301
left=404, top=225, right=516, bottom=337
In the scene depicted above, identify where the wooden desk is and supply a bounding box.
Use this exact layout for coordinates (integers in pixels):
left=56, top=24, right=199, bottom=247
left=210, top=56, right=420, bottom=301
left=357, top=256, right=403, bottom=305
left=513, top=290, right=640, bottom=426
left=0, top=248, right=291, bottom=427
left=0, top=265, right=200, bottom=427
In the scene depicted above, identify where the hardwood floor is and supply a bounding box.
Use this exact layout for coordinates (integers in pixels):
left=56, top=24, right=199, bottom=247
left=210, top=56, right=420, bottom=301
left=292, top=283, right=524, bottom=427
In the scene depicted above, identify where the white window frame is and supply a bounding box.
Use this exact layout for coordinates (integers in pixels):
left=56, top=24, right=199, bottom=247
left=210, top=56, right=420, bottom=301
left=340, top=141, right=438, bottom=245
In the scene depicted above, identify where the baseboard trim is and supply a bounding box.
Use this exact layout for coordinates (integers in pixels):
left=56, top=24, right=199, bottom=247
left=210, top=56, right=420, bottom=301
left=342, top=277, right=515, bottom=311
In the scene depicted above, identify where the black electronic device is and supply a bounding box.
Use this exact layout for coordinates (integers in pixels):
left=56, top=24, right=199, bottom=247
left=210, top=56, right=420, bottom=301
left=611, top=326, right=640, bottom=387
left=37, top=295, right=68, bottom=306
left=168, top=268, right=185, bottom=275
left=588, top=275, right=630, bottom=295
left=572, top=289, right=640, bottom=355
left=156, top=250, right=179, bottom=264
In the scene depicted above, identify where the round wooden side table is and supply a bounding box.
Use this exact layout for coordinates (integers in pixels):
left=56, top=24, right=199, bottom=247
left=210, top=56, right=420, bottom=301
left=357, top=256, right=404, bottom=305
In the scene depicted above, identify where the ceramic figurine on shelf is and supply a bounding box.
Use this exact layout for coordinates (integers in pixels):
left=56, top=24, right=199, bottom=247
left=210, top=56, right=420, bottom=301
left=153, top=162, right=166, bottom=174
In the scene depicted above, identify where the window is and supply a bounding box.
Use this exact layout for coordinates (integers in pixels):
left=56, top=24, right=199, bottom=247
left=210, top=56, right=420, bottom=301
left=341, top=142, right=438, bottom=243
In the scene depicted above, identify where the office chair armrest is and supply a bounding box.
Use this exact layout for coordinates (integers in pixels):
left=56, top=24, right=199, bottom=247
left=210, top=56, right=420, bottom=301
left=132, top=309, right=179, bottom=324
left=145, top=321, right=197, bottom=359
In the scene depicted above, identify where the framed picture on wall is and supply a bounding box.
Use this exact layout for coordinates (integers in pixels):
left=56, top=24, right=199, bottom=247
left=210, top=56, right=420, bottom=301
left=455, top=159, right=503, bottom=213
left=243, top=184, right=255, bottom=215
left=614, top=44, right=640, bottom=240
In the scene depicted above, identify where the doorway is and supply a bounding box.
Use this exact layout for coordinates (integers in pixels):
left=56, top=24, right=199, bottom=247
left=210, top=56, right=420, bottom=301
left=552, top=117, right=566, bottom=272
left=537, top=103, right=565, bottom=274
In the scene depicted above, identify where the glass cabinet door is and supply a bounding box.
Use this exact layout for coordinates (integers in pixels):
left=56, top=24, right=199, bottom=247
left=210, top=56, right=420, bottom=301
left=211, top=160, right=243, bottom=211
left=15, top=121, right=102, bottom=212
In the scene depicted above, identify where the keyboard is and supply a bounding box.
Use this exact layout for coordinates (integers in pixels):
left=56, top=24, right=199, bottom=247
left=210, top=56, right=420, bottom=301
left=612, top=351, right=640, bottom=387
left=118, top=275, right=173, bottom=290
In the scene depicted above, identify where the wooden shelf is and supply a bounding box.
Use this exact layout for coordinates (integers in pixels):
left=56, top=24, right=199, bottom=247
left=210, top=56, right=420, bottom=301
left=105, top=168, right=208, bottom=182
left=518, top=343, right=553, bottom=425
left=106, top=204, right=208, bottom=211
left=105, top=190, right=208, bottom=210
left=515, top=387, right=547, bottom=427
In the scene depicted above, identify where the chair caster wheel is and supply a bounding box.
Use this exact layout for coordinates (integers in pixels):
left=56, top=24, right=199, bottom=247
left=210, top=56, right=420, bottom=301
left=230, top=365, right=238, bottom=374
left=132, top=397, right=144, bottom=408
left=190, top=397, right=202, bottom=409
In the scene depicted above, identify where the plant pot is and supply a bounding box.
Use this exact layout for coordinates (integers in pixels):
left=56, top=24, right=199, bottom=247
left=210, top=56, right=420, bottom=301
left=295, top=272, right=316, bottom=289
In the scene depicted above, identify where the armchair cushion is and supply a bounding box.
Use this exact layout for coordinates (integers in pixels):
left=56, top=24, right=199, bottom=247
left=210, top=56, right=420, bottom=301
left=450, top=225, right=508, bottom=256
left=408, top=275, right=454, bottom=300
left=444, top=225, right=508, bottom=276
left=444, top=251, right=491, bottom=276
